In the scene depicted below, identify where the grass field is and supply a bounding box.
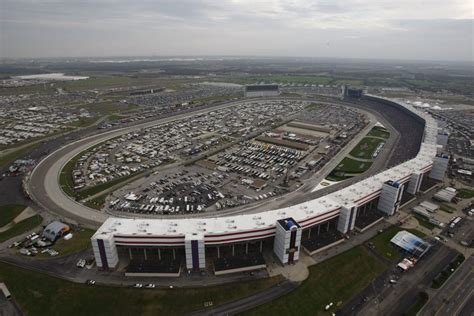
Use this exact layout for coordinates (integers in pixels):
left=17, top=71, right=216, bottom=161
left=77, top=101, right=139, bottom=114
left=83, top=193, right=109, bottom=210
left=0, top=215, right=43, bottom=243
left=349, top=137, right=386, bottom=160
left=38, top=228, right=95, bottom=258
left=0, top=84, right=56, bottom=96
left=0, top=262, right=283, bottom=315
left=70, top=116, right=101, bottom=128
left=404, top=291, right=429, bottom=316
left=326, top=127, right=388, bottom=182
left=0, top=204, right=26, bottom=227
left=59, top=149, right=85, bottom=198
left=414, top=215, right=436, bottom=230
left=431, top=254, right=465, bottom=289
left=59, top=75, right=159, bottom=92
left=334, top=157, right=373, bottom=174
left=440, top=203, right=456, bottom=213
left=457, top=188, right=474, bottom=199
left=212, top=74, right=337, bottom=85
left=367, top=126, right=390, bottom=139
left=244, top=246, right=386, bottom=316
left=367, top=226, right=426, bottom=261
left=304, top=103, right=320, bottom=110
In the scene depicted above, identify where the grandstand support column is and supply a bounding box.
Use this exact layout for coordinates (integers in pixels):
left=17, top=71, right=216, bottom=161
left=91, top=234, right=118, bottom=271
left=217, top=246, right=220, bottom=258
left=260, top=241, right=263, bottom=253
left=129, top=248, right=133, bottom=260
left=185, top=234, right=205, bottom=270
left=308, top=228, right=311, bottom=239
left=429, top=154, right=449, bottom=181
left=337, top=203, right=358, bottom=234
left=232, top=244, right=235, bottom=256
left=377, top=180, right=404, bottom=216
left=144, top=249, right=147, bottom=260
left=158, top=248, right=161, bottom=260
left=407, top=172, right=423, bottom=195
left=245, top=243, right=248, bottom=255
left=273, top=218, right=302, bottom=265
left=317, top=225, right=321, bottom=235
left=173, top=249, right=176, bottom=260
left=327, top=221, right=330, bottom=232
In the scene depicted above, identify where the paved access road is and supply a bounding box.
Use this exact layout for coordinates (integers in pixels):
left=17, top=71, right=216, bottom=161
left=187, top=280, right=299, bottom=316
left=420, top=254, right=474, bottom=316
left=351, top=243, right=459, bottom=316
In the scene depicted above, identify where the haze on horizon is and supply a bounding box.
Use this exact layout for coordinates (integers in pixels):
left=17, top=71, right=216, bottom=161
left=0, top=0, right=472, bottom=62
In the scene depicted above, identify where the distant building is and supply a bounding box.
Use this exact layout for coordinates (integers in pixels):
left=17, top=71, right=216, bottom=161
left=42, top=221, right=70, bottom=241
left=245, top=85, right=280, bottom=97
left=343, top=85, right=364, bottom=98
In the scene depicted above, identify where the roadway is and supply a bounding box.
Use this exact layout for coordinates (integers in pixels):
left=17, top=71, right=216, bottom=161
left=345, top=242, right=460, bottom=316
left=420, top=254, right=474, bottom=316
left=187, top=280, right=299, bottom=316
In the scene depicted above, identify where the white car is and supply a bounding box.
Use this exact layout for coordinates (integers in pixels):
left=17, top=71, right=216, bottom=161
left=133, top=283, right=143, bottom=288
left=145, top=284, right=156, bottom=289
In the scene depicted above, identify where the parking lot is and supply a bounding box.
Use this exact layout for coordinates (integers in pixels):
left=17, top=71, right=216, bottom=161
left=105, top=101, right=368, bottom=216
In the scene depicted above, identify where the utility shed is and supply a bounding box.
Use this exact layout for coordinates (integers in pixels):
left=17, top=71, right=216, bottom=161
left=420, top=201, right=439, bottom=213
left=42, top=221, right=70, bottom=241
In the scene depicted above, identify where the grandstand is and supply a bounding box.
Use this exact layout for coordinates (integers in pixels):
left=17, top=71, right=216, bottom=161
left=91, top=96, right=447, bottom=274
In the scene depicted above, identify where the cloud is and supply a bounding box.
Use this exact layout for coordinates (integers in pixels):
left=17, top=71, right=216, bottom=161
left=0, top=0, right=472, bottom=60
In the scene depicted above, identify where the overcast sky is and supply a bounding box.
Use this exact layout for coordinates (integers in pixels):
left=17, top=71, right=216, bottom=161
left=1, top=0, right=472, bottom=61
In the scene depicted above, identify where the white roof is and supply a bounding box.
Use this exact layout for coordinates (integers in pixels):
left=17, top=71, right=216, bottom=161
left=93, top=97, right=439, bottom=241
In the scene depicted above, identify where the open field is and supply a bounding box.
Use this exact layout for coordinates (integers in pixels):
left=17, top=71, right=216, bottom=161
left=244, top=246, right=386, bottom=316
left=367, top=226, right=426, bottom=261
left=0, top=84, right=57, bottom=96
left=349, top=137, right=385, bottom=160
left=332, top=157, right=372, bottom=175
left=84, top=193, right=108, bottom=210
left=38, top=228, right=95, bottom=258
left=367, top=126, right=390, bottom=139
left=70, top=117, right=101, bottom=128
left=0, top=204, right=26, bottom=227
left=457, top=188, right=474, bottom=199
left=326, top=126, right=389, bottom=181
left=405, top=291, right=429, bottom=316
left=414, top=214, right=436, bottom=230
left=0, top=262, right=283, bottom=315
left=76, top=101, right=139, bottom=114
left=431, top=254, right=465, bottom=289
left=0, top=215, right=43, bottom=243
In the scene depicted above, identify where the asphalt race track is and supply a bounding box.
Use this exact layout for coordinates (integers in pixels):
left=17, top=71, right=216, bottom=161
left=27, top=96, right=424, bottom=228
